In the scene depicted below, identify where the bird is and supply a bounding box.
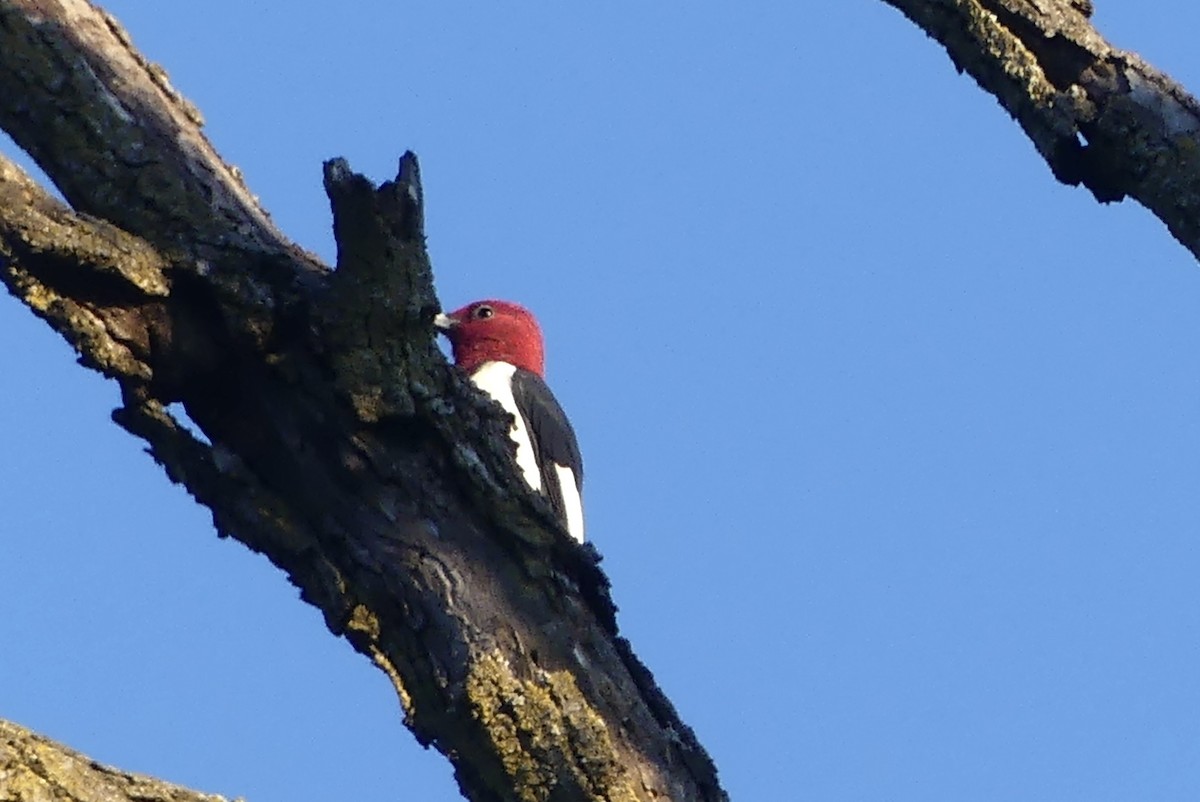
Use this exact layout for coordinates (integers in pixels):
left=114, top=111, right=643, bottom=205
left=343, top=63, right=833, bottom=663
left=434, top=300, right=585, bottom=542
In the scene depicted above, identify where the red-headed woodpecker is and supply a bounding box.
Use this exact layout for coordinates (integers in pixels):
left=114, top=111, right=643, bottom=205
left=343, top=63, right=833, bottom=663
left=434, top=300, right=585, bottom=543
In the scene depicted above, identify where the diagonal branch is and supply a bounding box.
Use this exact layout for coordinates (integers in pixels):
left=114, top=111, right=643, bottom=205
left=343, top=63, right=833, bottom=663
left=0, top=719, right=226, bottom=802
left=0, top=2, right=726, bottom=801
left=0, top=154, right=167, bottom=383
left=881, top=0, right=1200, bottom=260
left=0, top=0, right=298, bottom=257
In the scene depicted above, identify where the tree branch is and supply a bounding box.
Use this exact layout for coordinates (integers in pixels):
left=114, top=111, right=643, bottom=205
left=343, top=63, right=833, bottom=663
left=881, top=0, right=1200, bottom=260
left=0, top=0, right=301, bottom=257
left=0, top=1, right=725, bottom=801
left=0, top=720, right=227, bottom=802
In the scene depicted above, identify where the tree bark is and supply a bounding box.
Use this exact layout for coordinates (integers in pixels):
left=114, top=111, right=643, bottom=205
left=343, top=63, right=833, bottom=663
left=9, top=1, right=1200, bottom=801
left=0, top=720, right=227, bottom=802
left=880, top=0, right=1200, bottom=262
left=0, top=2, right=724, bottom=801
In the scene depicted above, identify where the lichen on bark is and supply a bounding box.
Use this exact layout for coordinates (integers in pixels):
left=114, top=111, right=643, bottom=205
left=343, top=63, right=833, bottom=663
left=467, top=650, right=637, bottom=802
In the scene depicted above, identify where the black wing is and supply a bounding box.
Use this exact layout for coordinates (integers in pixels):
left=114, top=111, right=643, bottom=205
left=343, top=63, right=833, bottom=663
left=510, top=368, right=584, bottom=531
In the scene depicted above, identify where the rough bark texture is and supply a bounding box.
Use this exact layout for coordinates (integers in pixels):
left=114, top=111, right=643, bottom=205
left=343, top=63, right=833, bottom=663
left=881, top=0, right=1200, bottom=261
left=11, top=1, right=1199, bottom=800
left=0, top=2, right=725, bottom=802
left=0, top=720, right=228, bottom=802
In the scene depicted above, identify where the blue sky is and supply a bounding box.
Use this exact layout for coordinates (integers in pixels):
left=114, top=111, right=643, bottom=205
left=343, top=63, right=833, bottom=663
left=3, top=3, right=1200, bottom=800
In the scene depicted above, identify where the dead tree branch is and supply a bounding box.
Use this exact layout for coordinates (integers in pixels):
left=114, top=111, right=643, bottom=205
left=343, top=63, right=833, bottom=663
left=0, top=720, right=227, bottom=802
left=882, top=0, right=1200, bottom=260
left=0, top=1, right=724, bottom=800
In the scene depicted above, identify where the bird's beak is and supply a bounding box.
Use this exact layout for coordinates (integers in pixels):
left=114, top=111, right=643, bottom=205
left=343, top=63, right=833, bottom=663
left=433, top=312, right=457, bottom=332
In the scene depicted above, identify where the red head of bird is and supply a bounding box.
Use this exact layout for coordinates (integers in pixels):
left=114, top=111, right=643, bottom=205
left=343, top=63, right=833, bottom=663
left=434, top=300, right=546, bottom=377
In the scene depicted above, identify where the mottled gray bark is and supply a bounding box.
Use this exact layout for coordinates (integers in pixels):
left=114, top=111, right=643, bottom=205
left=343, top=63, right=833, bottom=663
left=0, top=720, right=227, bottom=802
left=881, top=0, right=1200, bottom=260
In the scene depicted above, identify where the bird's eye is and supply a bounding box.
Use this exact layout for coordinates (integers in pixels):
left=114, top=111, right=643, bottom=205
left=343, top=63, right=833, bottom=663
left=473, top=305, right=494, bottom=320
